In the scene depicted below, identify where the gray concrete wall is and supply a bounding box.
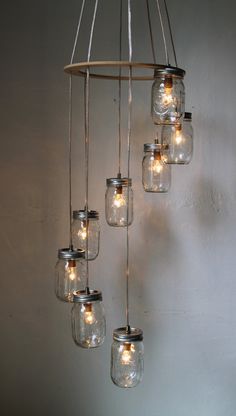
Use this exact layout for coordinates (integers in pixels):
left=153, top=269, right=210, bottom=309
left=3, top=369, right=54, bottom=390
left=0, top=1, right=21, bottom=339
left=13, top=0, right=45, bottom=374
left=1, top=0, right=236, bottom=415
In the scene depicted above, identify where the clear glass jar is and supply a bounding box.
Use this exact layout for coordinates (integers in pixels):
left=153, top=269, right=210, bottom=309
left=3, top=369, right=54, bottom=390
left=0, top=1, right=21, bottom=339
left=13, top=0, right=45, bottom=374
left=105, top=177, right=133, bottom=227
left=151, top=67, right=185, bottom=125
left=142, top=142, right=171, bottom=192
left=71, top=290, right=106, bottom=348
left=161, top=112, right=193, bottom=164
left=55, top=248, right=85, bottom=302
left=111, top=327, right=144, bottom=388
left=72, top=210, right=100, bottom=261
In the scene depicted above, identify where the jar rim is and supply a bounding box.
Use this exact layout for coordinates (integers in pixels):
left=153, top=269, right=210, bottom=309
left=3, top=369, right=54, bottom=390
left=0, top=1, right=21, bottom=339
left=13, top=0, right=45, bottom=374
left=113, top=327, right=143, bottom=342
left=184, top=112, right=192, bottom=120
left=154, top=65, right=185, bottom=78
left=73, top=209, right=99, bottom=220
left=144, top=143, right=162, bottom=152
left=58, top=248, right=85, bottom=260
left=106, top=177, right=132, bottom=187
left=73, top=289, right=102, bottom=303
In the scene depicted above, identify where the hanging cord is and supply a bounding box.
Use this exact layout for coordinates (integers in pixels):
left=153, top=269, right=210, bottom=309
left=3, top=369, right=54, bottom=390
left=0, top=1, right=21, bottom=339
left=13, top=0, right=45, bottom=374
left=125, top=0, right=132, bottom=333
left=68, top=75, right=73, bottom=250
left=156, top=0, right=169, bottom=66
left=84, top=0, right=99, bottom=292
left=70, top=0, right=86, bottom=64
left=67, top=0, right=86, bottom=250
left=163, top=0, right=178, bottom=67
left=146, top=0, right=156, bottom=64
left=118, top=0, right=123, bottom=176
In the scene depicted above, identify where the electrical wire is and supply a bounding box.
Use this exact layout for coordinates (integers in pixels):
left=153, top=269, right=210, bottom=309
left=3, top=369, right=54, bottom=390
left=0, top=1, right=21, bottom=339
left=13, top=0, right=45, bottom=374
left=84, top=0, right=99, bottom=290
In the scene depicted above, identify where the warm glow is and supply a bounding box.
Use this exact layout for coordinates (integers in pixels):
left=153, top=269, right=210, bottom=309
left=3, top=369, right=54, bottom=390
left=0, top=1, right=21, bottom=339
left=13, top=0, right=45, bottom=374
left=78, top=227, right=87, bottom=240
left=83, top=303, right=95, bottom=325
left=149, top=159, right=163, bottom=174
left=162, top=76, right=173, bottom=107
left=67, top=260, right=77, bottom=281
left=120, top=343, right=135, bottom=365
left=162, top=86, right=173, bottom=107
left=175, top=125, right=183, bottom=145
left=112, top=193, right=126, bottom=208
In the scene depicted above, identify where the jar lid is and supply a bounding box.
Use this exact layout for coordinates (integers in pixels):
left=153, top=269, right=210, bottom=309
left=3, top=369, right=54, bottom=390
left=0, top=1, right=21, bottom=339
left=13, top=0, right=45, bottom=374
left=144, top=143, right=162, bottom=152
left=154, top=65, right=185, bottom=78
left=73, top=289, right=102, bottom=303
left=113, top=327, right=143, bottom=342
left=106, top=177, right=132, bottom=187
left=58, top=248, right=85, bottom=260
left=73, top=209, right=99, bottom=220
left=184, top=112, right=192, bottom=120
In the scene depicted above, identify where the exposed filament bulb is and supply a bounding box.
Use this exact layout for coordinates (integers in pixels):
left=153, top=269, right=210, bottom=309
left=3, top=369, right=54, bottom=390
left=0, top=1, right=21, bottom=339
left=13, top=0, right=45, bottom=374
left=78, top=220, right=88, bottom=241
left=120, top=343, right=135, bottom=365
left=162, top=76, right=173, bottom=106
left=175, top=124, right=183, bottom=145
left=112, top=186, right=126, bottom=208
left=83, top=303, right=95, bottom=325
left=149, top=151, right=163, bottom=174
left=67, top=259, right=77, bottom=281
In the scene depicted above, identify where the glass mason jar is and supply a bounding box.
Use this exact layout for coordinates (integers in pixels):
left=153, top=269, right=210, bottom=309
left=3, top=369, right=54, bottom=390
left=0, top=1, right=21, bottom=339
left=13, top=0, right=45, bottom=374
left=55, top=248, right=85, bottom=302
left=142, top=143, right=171, bottom=192
left=151, top=66, right=185, bottom=125
left=161, top=112, right=193, bottom=164
left=111, top=327, right=144, bottom=388
left=105, top=177, right=133, bottom=227
left=71, top=290, right=106, bottom=348
left=72, top=210, right=100, bottom=261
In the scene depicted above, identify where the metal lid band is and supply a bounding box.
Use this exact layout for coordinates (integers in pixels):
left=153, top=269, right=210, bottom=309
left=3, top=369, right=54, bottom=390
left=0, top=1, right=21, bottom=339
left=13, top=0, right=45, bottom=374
left=73, top=289, right=102, bottom=303
left=113, top=327, right=143, bottom=342
left=184, top=112, right=192, bottom=120
left=73, top=209, right=99, bottom=220
left=58, top=248, right=85, bottom=260
left=154, top=65, right=185, bottom=78
left=106, top=177, right=132, bottom=187
left=144, top=143, right=162, bottom=152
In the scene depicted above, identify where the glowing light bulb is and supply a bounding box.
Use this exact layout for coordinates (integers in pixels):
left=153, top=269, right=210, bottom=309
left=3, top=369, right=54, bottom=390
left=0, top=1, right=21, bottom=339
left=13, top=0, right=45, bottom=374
left=162, top=76, right=173, bottom=107
left=175, top=124, right=183, bottom=145
left=83, top=303, right=95, bottom=325
left=120, top=343, right=135, bottom=365
left=112, top=186, right=126, bottom=208
left=78, top=227, right=87, bottom=240
left=66, top=259, right=77, bottom=281
left=77, top=220, right=88, bottom=241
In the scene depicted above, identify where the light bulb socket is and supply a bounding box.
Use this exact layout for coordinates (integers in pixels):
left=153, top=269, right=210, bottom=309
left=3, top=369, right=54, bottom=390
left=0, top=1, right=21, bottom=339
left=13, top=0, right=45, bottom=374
left=106, top=177, right=132, bottom=187
left=164, top=76, right=173, bottom=89
left=73, top=210, right=99, bottom=220
left=113, top=327, right=143, bottom=342
left=154, top=65, right=185, bottom=78
left=144, top=143, right=162, bottom=152
left=184, top=112, right=192, bottom=120
left=58, top=248, right=85, bottom=260
left=73, top=289, right=102, bottom=303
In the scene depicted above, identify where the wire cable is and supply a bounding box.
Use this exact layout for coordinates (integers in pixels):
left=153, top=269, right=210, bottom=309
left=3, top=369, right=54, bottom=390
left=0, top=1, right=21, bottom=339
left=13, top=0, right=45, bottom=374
left=146, top=0, right=156, bottom=64
left=156, top=0, right=169, bottom=66
left=84, top=0, right=99, bottom=290
left=163, top=0, right=178, bottom=67
left=126, top=0, right=133, bottom=332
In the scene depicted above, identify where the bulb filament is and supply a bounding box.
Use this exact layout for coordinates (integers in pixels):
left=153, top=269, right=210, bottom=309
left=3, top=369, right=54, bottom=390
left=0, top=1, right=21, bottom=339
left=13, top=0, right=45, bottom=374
left=67, top=259, right=77, bottom=281
left=112, top=186, right=126, bottom=208
left=120, top=343, right=135, bottom=365
left=83, top=303, right=95, bottom=325
left=162, top=76, right=173, bottom=106
left=175, top=124, right=183, bottom=145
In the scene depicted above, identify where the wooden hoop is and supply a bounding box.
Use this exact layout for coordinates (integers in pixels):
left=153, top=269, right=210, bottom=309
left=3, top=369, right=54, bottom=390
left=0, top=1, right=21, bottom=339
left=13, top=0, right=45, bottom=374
left=64, top=61, right=166, bottom=81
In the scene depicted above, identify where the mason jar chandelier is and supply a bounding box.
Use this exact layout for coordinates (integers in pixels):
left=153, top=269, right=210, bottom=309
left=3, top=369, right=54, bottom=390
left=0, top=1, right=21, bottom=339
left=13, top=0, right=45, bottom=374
left=55, top=0, right=194, bottom=387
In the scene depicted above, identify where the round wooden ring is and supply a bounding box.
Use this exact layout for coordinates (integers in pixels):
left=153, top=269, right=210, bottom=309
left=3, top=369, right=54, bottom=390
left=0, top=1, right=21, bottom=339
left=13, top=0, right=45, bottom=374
left=64, top=61, right=166, bottom=81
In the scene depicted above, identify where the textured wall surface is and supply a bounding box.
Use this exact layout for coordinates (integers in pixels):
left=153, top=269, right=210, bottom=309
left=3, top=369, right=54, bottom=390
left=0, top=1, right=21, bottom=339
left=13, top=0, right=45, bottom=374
left=1, top=1, right=236, bottom=415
